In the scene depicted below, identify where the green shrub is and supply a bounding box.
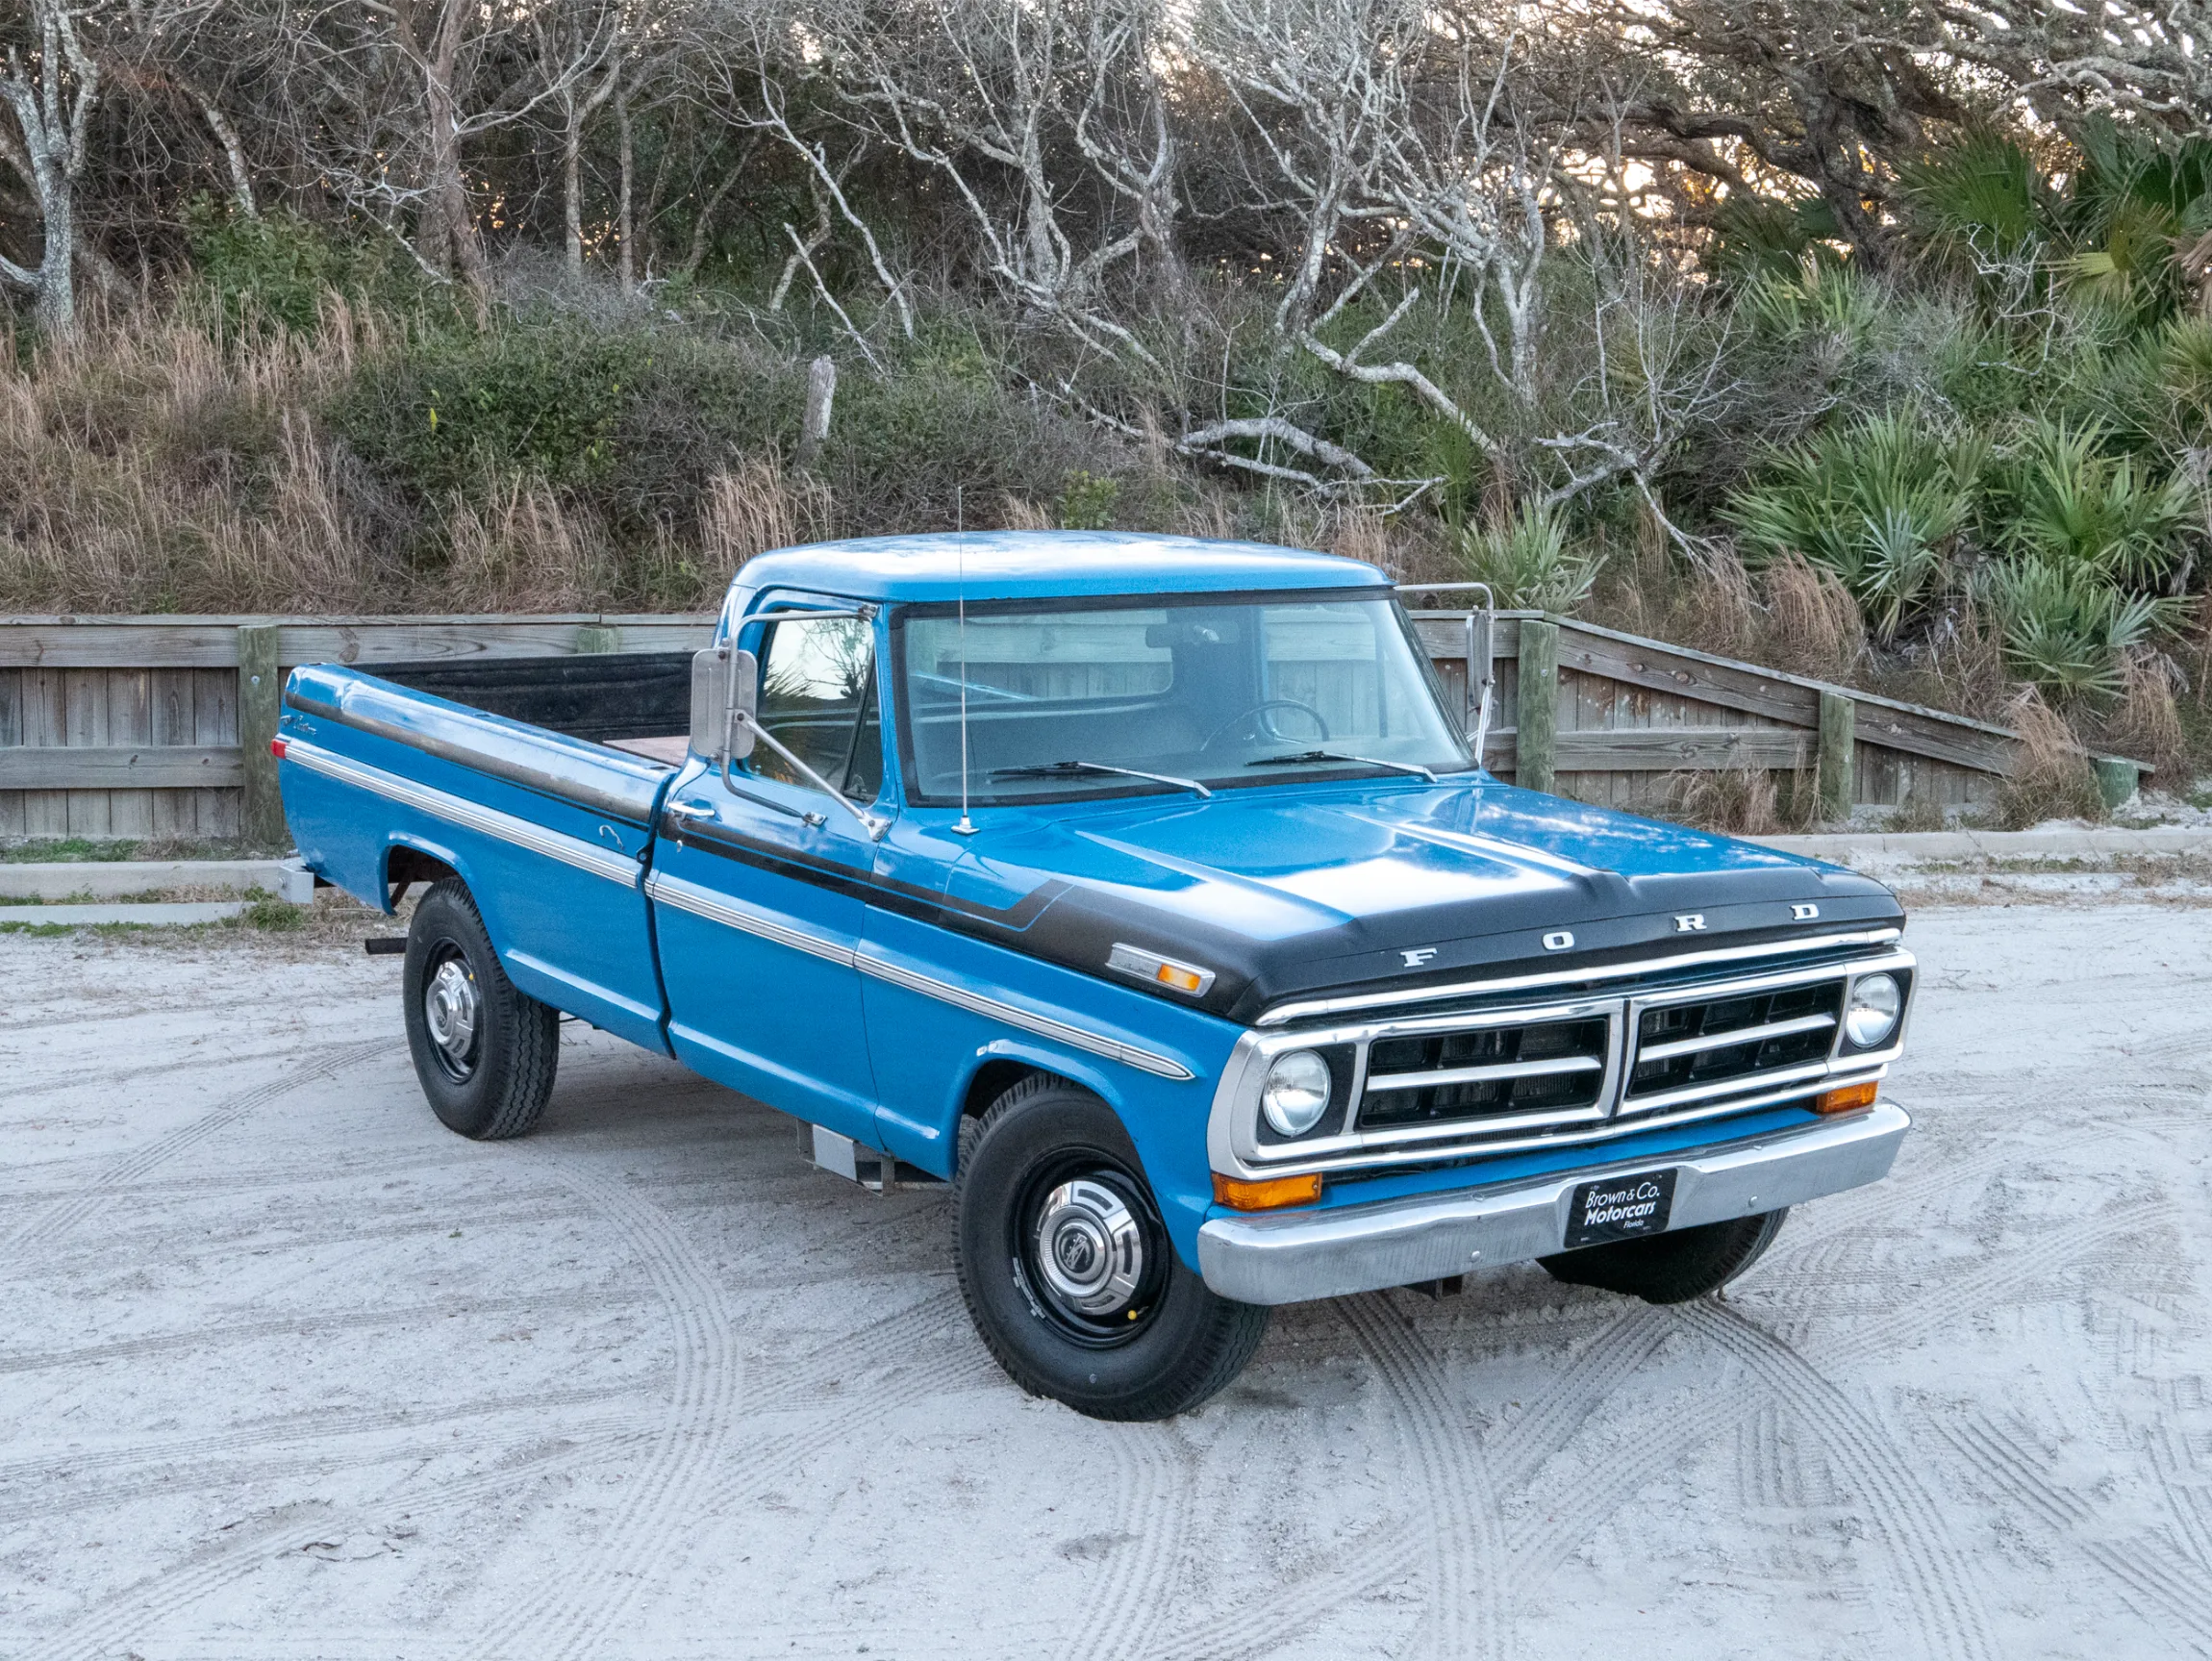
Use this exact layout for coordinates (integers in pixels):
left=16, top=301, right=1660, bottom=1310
left=185, top=203, right=424, bottom=332
left=328, top=318, right=803, bottom=537
left=1454, top=504, right=1602, bottom=613
left=1974, top=555, right=2175, bottom=700
left=1056, top=470, right=1119, bottom=530
left=1723, top=409, right=1984, bottom=633
left=1988, top=418, right=2193, bottom=587
left=815, top=364, right=1111, bottom=533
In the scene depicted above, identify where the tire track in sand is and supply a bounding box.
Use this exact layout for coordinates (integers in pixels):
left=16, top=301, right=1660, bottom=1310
left=1682, top=1302, right=1995, bottom=1661
left=4, top=1036, right=393, bottom=1251
left=1057, top=1423, right=1194, bottom=1661
left=458, top=1162, right=743, bottom=1661
left=1144, top=1302, right=1673, bottom=1661
left=11, top=1289, right=986, bottom=1660
left=1339, top=1293, right=1505, bottom=1661
left=16, top=1429, right=656, bottom=1661
left=0, top=1382, right=653, bottom=1523
left=1933, top=1413, right=2212, bottom=1649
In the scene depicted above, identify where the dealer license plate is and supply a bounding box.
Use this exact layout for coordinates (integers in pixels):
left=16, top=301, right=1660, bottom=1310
left=1564, top=1169, right=1678, bottom=1249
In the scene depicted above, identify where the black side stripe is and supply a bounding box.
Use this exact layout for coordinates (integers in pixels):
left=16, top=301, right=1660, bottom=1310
left=661, top=815, right=1069, bottom=940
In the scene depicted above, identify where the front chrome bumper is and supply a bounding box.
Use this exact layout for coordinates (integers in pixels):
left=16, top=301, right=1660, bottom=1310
left=1194, top=1102, right=1910, bottom=1306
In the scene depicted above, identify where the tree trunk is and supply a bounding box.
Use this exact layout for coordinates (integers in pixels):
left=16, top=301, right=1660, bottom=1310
left=35, top=165, right=74, bottom=335
left=563, top=95, right=585, bottom=278
left=420, top=4, right=486, bottom=293
left=616, top=86, right=636, bottom=293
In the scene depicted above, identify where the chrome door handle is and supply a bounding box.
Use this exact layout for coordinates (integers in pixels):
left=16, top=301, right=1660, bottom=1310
left=666, top=799, right=716, bottom=821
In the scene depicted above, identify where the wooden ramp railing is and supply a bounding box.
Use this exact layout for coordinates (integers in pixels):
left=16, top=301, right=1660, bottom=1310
left=1, top=610, right=2142, bottom=845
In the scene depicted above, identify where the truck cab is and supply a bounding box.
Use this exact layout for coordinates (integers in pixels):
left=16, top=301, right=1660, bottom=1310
left=277, top=532, right=1914, bottom=1419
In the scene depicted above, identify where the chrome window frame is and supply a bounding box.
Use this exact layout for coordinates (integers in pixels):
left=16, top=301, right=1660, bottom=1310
left=1207, top=944, right=1915, bottom=1181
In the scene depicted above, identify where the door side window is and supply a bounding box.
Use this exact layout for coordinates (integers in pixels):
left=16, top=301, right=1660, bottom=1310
left=753, top=616, right=883, bottom=800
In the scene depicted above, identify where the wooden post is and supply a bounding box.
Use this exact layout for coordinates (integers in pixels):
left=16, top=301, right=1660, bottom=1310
left=574, top=624, right=621, bottom=654
left=237, top=623, right=285, bottom=849
left=1517, top=617, right=1558, bottom=794
left=796, top=356, right=836, bottom=467
left=1817, top=690, right=1855, bottom=825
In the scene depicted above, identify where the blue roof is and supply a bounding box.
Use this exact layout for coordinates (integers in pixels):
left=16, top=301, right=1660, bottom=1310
left=734, top=531, right=1386, bottom=605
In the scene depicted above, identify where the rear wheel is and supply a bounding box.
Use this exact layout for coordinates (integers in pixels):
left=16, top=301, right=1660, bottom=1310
left=954, top=1076, right=1269, bottom=1421
left=401, top=878, right=559, bottom=1141
left=1538, top=1209, right=1789, bottom=1304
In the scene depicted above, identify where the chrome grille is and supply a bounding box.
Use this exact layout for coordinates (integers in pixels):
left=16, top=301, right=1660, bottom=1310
left=1625, top=981, right=1843, bottom=1108
left=1214, top=943, right=1914, bottom=1181
left=1359, top=1016, right=1611, bottom=1129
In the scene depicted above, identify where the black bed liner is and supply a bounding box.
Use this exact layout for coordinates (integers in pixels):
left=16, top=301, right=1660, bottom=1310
left=362, top=651, right=692, bottom=746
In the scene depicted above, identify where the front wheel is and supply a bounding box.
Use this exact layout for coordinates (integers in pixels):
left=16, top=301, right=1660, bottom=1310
left=1537, top=1208, right=1789, bottom=1304
left=401, top=878, right=560, bottom=1141
left=954, top=1076, right=1270, bottom=1421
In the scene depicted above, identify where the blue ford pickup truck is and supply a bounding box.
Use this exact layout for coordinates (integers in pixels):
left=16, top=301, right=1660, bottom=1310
left=277, top=532, right=1915, bottom=1419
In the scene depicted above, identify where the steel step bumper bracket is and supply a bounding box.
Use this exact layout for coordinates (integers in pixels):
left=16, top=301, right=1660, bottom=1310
left=1195, top=1102, right=1910, bottom=1306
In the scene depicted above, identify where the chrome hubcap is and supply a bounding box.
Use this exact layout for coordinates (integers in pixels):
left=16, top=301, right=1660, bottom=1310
left=424, top=959, right=480, bottom=1070
left=1034, top=1178, right=1144, bottom=1317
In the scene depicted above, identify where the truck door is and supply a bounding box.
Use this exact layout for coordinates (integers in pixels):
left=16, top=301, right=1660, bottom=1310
left=647, top=607, right=888, bottom=1143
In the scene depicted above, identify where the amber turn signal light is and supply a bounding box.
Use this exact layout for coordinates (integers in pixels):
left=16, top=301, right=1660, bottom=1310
left=1155, top=962, right=1205, bottom=994
left=1213, top=1171, right=1322, bottom=1211
left=1814, top=1080, right=1879, bottom=1116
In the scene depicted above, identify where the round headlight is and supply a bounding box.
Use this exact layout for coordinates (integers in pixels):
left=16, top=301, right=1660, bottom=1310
left=1260, top=1049, right=1332, bottom=1137
left=1844, top=973, right=1902, bottom=1048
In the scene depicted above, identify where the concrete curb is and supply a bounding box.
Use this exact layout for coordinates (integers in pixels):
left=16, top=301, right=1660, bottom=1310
left=0, top=900, right=248, bottom=926
left=0, top=857, right=313, bottom=902
left=1750, top=826, right=2212, bottom=862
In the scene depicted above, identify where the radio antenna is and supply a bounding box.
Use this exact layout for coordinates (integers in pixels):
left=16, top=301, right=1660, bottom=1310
left=952, top=485, right=977, bottom=836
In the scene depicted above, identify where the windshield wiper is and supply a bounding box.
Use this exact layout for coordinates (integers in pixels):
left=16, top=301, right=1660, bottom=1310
left=1249, top=749, right=1438, bottom=783
left=990, top=760, right=1213, bottom=799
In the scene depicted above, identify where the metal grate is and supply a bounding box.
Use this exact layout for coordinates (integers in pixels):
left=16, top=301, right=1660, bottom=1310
left=1624, top=980, right=1844, bottom=1111
left=1358, top=1016, right=1611, bottom=1129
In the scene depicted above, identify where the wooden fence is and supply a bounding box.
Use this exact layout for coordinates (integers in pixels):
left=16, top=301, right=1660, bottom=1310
left=0, top=609, right=2139, bottom=844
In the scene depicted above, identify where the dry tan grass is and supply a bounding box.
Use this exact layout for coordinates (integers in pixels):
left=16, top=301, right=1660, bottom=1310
left=700, top=452, right=835, bottom=571
left=442, top=479, right=610, bottom=611
left=1992, top=689, right=2107, bottom=827
left=995, top=492, right=1053, bottom=532
left=1661, top=766, right=1781, bottom=835
left=0, top=305, right=397, bottom=614
left=1326, top=506, right=1395, bottom=575
left=2099, top=649, right=2188, bottom=782
left=1761, top=554, right=1866, bottom=682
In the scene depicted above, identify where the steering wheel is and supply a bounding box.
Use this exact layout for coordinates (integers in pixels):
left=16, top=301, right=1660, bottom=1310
left=1198, top=698, right=1330, bottom=752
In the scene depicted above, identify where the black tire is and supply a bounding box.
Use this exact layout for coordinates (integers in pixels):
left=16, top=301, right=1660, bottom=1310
left=1538, top=1208, right=1789, bottom=1304
left=953, top=1075, right=1270, bottom=1421
left=401, top=878, right=559, bottom=1141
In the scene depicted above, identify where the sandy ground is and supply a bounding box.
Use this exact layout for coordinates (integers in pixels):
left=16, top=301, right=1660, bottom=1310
left=1, top=903, right=2207, bottom=1661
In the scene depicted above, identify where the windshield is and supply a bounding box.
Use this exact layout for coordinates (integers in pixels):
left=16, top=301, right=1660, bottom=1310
left=895, top=592, right=1471, bottom=804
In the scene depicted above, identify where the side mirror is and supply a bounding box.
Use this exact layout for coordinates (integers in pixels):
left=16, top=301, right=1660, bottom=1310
left=689, top=646, right=759, bottom=764
left=1466, top=607, right=1495, bottom=742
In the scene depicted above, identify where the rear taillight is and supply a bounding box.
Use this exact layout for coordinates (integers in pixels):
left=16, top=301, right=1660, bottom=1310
left=269, top=739, right=288, bottom=760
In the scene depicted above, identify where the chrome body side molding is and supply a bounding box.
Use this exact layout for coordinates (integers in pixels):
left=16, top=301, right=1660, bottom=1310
left=286, top=740, right=641, bottom=888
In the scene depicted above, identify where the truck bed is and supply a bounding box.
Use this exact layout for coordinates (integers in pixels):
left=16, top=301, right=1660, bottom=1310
left=277, top=651, right=696, bottom=1053
left=365, top=651, right=694, bottom=756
